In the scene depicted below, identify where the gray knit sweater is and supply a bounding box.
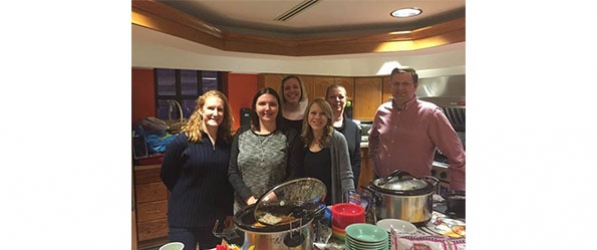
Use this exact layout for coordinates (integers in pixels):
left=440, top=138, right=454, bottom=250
left=228, top=128, right=303, bottom=213
left=327, top=130, right=356, bottom=204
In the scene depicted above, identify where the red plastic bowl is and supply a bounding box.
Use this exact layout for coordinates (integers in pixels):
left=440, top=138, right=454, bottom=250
left=331, top=203, right=365, bottom=229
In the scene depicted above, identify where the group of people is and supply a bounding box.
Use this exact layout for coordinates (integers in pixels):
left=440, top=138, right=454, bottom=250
left=159, top=67, right=466, bottom=250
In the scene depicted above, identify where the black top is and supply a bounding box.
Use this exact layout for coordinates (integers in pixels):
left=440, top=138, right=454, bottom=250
left=304, top=147, right=332, bottom=205
left=280, top=116, right=303, bottom=134
left=333, top=114, right=361, bottom=186
left=160, top=132, right=234, bottom=228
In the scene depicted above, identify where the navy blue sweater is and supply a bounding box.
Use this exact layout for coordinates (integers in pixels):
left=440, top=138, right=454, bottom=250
left=160, top=133, right=233, bottom=228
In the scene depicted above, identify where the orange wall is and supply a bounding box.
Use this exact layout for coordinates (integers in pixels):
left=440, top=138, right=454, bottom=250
left=225, top=73, right=258, bottom=130
left=132, top=68, right=155, bottom=125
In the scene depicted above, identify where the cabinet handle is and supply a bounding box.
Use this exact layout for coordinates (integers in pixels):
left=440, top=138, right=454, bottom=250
left=147, top=210, right=161, bottom=214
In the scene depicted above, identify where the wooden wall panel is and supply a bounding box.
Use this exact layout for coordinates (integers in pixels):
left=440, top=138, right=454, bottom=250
left=312, top=77, right=334, bottom=100
left=354, top=77, right=382, bottom=121
left=334, top=77, right=355, bottom=101
left=381, top=76, right=393, bottom=104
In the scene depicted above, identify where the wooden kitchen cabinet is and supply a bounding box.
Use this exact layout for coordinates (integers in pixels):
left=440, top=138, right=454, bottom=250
left=334, top=77, right=355, bottom=101
left=257, top=74, right=285, bottom=90
left=381, top=76, right=393, bottom=104
left=311, top=76, right=334, bottom=99
left=357, top=147, right=375, bottom=193
left=133, top=165, right=169, bottom=249
left=353, top=77, right=382, bottom=121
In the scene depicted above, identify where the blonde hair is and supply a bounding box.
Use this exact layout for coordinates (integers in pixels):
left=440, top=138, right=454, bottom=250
left=182, top=90, right=234, bottom=143
left=280, top=75, right=309, bottom=108
left=301, top=98, right=334, bottom=148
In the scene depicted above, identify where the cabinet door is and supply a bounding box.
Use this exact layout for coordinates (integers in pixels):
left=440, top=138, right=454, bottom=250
left=258, top=74, right=285, bottom=91
left=354, top=77, right=382, bottom=121
left=312, top=77, right=334, bottom=99
left=137, top=219, right=168, bottom=242
left=334, top=77, right=355, bottom=101
left=134, top=166, right=162, bottom=185
left=381, top=76, right=393, bottom=104
left=300, top=75, right=314, bottom=103
left=137, top=200, right=168, bottom=222
left=136, top=183, right=168, bottom=204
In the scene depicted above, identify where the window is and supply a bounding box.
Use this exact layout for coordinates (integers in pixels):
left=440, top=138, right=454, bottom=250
left=154, top=68, right=222, bottom=122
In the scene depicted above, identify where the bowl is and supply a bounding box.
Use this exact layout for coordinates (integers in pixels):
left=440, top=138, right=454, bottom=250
left=159, top=242, right=184, bottom=250
left=344, top=223, right=388, bottom=243
left=331, top=203, right=365, bottom=229
left=331, top=224, right=346, bottom=240
left=376, top=219, right=417, bottom=234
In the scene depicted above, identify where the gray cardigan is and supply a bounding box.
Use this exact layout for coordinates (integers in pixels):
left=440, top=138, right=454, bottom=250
left=328, top=130, right=356, bottom=204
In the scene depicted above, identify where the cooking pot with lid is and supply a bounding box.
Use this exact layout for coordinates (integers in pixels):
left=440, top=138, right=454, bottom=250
left=214, top=178, right=326, bottom=250
left=364, top=171, right=439, bottom=226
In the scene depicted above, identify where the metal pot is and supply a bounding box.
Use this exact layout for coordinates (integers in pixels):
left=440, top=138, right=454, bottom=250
left=233, top=204, right=314, bottom=250
left=215, top=178, right=326, bottom=250
left=365, top=171, right=439, bottom=226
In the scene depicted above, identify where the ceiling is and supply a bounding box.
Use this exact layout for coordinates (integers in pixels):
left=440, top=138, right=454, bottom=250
left=132, top=0, right=466, bottom=57
left=154, top=0, right=465, bottom=38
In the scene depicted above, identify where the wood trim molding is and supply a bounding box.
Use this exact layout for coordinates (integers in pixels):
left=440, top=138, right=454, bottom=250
left=132, top=0, right=465, bottom=56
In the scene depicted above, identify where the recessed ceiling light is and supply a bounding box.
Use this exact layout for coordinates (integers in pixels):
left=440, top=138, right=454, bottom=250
left=391, top=8, right=422, bottom=18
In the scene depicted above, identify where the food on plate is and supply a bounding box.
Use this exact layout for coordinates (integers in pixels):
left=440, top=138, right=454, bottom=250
left=259, top=212, right=282, bottom=225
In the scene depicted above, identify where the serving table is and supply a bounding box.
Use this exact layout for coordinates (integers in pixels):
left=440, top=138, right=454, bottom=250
left=315, top=203, right=465, bottom=250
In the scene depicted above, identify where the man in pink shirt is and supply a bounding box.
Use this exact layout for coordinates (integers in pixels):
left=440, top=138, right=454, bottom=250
left=368, top=67, right=465, bottom=191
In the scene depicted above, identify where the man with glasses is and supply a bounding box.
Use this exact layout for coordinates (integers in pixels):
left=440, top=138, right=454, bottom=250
left=368, top=67, right=466, bottom=192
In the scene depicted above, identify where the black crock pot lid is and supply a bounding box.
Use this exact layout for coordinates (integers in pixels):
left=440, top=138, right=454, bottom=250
left=254, top=177, right=327, bottom=226
left=371, top=174, right=434, bottom=195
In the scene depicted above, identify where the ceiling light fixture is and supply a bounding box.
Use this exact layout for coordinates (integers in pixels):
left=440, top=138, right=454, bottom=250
left=389, top=31, right=412, bottom=35
left=391, top=8, right=422, bottom=18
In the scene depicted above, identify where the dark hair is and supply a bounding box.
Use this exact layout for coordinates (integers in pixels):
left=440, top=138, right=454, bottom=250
left=325, top=83, right=346, bottom=99
left=250, top=87, right=283, bottom=131
left=391, top=67, right=419, bottom=83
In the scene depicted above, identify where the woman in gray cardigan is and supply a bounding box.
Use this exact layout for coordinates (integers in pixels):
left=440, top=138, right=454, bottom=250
left=300, top=98, right=355, bottom=205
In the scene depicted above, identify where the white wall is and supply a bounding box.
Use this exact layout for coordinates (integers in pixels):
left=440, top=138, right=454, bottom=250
left=132, top=25, right=465, bottom=77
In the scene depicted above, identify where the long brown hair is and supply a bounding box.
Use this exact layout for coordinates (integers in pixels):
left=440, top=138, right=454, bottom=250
left=182, top=90, right=234, bottom=143
left=301, top=98, right=334, bottom=148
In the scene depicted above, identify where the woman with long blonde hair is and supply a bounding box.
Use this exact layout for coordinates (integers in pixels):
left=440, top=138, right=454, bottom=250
left=161, top=90, right=235, bottom=250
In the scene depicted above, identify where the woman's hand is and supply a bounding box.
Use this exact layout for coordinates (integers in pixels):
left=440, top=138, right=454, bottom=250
left=246, top=196, right=257, bottom=205
left=263, top=192, right=277, bottom=201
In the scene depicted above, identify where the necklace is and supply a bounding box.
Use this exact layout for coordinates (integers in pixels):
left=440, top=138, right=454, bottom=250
left=257, top=132, right=268, bottom=162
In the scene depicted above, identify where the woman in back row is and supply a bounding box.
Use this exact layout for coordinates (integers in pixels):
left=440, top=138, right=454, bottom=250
left=280, top=75, right=309, bottom=133
left=325, top=84, right=361, bottom=187
left=301, top=98, right=355, bottom=205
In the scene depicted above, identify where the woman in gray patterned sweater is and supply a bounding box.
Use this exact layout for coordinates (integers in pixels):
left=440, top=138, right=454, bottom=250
left=301, top=98, right=355, bottom=205
left=228, top=87, right=304, bottom=213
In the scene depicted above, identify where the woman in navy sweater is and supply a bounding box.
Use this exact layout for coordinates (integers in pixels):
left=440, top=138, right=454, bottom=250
left=160, top=90, right=235, bottom=250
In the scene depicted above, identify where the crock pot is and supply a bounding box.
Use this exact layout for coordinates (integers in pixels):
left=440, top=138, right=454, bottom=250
left=228, top=178, right=327, bottom=250
left=365, top=171, right=439, bottom=226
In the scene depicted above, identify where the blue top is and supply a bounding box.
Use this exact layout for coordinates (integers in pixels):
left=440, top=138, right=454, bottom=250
left=160, top=132, right=233, bottom=228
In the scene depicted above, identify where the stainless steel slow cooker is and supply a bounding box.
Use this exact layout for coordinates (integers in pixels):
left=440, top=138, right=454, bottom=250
left=366, top=171, right=439, bottom=226
left=228, top=178, right=327, bottom=250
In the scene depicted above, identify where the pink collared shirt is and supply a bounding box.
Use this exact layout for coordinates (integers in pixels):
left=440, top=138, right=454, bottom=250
left=368, top=97, right=466, bottom=190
